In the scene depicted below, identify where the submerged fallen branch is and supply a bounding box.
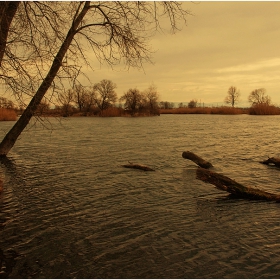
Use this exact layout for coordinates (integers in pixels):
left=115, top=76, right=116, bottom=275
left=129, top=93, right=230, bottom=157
left=122, top=162, right=155, bottom=171
left=196, top=168, right=280, bottom=202
left=182, top=151, right=213, bottom=169
left=260, top=157, right=280, bottom=168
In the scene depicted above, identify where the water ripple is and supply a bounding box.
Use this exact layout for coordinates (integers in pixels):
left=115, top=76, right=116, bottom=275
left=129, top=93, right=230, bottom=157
left=1, top=115, right=280, bottom=278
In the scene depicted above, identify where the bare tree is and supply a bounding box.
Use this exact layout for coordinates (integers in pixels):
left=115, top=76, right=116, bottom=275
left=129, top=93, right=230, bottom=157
left=0, top=96, right=15, bottom=109
left=225, top=86, right=240, bottom=107
left=159, top=101, right=174, bottom=109
left=0, top=2, right=191, bottom=156
left=74, top=84, right=88, bottom=113
left=120, top=88, right=143, bottom=116
left=188, top=99, right=197, bottom=108
left=143, top=85, right=160, bottom=115
left=248, top=88, right=271, bottom=106
left=35, top=98, right=50, bottom=116
left=83, top=90, right=96, bottom=115
left=93, top=79, right=117, bottom=115
left=58, top=89, right=75, bottom=117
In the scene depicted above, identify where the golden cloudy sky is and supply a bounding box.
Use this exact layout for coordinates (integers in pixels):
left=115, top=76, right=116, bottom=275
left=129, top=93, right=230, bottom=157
left=84, top=1, right=280, bottom=107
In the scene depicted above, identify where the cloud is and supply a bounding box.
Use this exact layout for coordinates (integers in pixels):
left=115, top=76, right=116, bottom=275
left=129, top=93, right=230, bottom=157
left=77, top=2, right=280, bottom=105
left=217, top=58, right=280, bottom=73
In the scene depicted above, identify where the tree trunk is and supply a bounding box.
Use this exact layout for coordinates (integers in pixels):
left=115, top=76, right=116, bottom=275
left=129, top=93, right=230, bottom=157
left=0, top=1, right=20, bottom=65
left=196, top=168, right=280, bottom=202
left=182, top=151, right=213, bottom=169
left=0, top=2, right=90, bottom=156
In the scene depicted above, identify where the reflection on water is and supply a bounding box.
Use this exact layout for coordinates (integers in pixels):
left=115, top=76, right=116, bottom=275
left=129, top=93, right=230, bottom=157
left=0, top=114, right=280, bottom=278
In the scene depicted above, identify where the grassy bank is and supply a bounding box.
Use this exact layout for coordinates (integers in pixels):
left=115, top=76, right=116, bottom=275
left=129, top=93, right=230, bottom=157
left=159, top=106, right=248, bottom=115
left=249, top=104, right=280, bottom=115
left=12, top=104, right=280, bottom=119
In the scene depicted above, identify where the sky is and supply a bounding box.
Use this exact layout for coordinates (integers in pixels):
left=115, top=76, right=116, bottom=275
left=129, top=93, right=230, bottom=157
left=81, top=1, right=280, bottom=107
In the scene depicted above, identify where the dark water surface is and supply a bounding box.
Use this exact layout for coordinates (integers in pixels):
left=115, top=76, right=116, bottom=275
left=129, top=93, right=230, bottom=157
left=1, top=114, right=280, bottom=278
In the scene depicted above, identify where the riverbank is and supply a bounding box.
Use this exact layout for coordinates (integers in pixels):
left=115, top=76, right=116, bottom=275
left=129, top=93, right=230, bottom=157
left=3, top=103, right=280, bottom=121
left=159, top=104, right=280, bottom=115
left=159, top=106, right=247, bottom=115
left=0, top=108, right=18, bottom=121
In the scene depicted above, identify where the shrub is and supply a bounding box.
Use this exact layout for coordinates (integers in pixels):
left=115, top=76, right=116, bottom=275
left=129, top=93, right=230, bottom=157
left=101, top=107, right=124, bottom=117
left=210, top=106, right=243, bottom=114
left=249, top=104, right=280, bottom=115
left=188, top=100, right=197, bottom=108
left=0, top=108, right=17, bottom=121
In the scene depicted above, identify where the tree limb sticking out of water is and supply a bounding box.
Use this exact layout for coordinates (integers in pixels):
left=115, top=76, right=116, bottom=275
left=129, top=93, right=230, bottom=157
left=196, top=168, right=280, bottom=202
left=182, top=151, right=280, bottom=202
left=182, top=151, right=213, bottom=169
left=260, top=157, right=280, bottom=168
left=122, top=162, right=155, bottom=171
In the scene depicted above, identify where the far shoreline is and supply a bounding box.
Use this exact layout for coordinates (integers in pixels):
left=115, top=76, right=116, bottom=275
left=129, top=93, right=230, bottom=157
left=2, top=104, right=280, bottom=122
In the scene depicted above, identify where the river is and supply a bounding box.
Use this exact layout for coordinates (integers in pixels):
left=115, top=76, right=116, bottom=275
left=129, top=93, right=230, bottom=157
left=0, top=114, right=280, bottom=278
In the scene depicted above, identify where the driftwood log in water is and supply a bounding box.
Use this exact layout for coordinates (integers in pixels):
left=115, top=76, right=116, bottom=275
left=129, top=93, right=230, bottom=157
left=196, top=168, right=280, bottom=202
left=260, top=157, right=280, bottom=168
left=182, top=151, right=213, bottom=169
left=122, top=163, right=155, bottom=171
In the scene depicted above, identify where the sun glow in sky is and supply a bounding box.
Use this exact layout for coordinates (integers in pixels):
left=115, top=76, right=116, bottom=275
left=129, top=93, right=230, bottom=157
left=83, top=1, right=280, bottom=107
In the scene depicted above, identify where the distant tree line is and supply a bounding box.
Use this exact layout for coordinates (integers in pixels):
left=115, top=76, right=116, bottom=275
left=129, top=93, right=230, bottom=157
left=171, top=86, right=279, bottom=115
left=56, top=81, right=161, bottom=117
left=0, top=97, right=16, bottom=110
left=2, top=80, right=161, bottom=117
left=223, top=86, right=279, bottom=114
left=1, top=83, right=280, bottom=118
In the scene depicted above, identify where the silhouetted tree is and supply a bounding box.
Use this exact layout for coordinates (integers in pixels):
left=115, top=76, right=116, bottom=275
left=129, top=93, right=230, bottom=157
left=120, top=88, right=143, bottom=116
left=248, top=88, right=271, bottom=106
left=159, top=101, right=174, bottom=109
left=225, top=86, right=240, bottom=107
left=0, top=2, right=191, bottom=156
left=74, top=84, right=88, bottom=112
left=0, top=97, right=15, bottom=109
left=178, top=102, right=186, bottom=108
left=83, top=90, right=96, bottom=115
left=143, top=85, right=160, bottom=115
left=188, top=99, right=197, bottom=108
left=73, top=84, right=96, bottom=115
left=35, top=99, right=50, bottom=116
left=93, top=79, right=117, bottom=115
left=58, top=89, right=75, bottom=117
